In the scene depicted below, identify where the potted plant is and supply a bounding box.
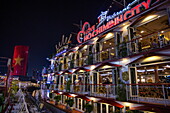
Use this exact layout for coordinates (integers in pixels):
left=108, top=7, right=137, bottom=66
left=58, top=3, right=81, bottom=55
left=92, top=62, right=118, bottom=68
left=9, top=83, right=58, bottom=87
left=65, top=98, right=74, bottom=110
left=54, top=95, right=61, bottom=105
left=49, top=92, right=53, bottom=100
left=84, top=103, right=93, bottom=113
left=0, top=95, right=4, bottom=112
left=66, top=80, right=71, bottom=92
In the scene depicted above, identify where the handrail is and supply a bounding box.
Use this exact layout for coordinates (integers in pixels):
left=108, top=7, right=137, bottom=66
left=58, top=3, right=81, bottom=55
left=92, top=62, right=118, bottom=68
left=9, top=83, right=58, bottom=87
left=47, top=83, right=170, bottom=86
left=126, top=27, right=170, bottom=43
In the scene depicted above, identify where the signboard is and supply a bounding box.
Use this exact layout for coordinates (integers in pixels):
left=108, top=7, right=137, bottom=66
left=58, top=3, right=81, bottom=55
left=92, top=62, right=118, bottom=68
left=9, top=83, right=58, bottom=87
left=55, top=49, right=67, bottom=57
left=77, top=0, right=160, bottom=43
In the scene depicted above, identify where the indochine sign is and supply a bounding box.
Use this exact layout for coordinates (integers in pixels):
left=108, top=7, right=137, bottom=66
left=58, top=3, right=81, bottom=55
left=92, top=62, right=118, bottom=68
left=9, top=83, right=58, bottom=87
left=77, top=0, right=160, bottom=43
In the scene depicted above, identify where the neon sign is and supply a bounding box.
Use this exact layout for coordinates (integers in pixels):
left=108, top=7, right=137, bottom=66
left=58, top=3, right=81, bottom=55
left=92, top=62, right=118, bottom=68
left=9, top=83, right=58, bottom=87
left=77, top=0, right=160, bottom=43
left=55, top=49, right=67, bottom=57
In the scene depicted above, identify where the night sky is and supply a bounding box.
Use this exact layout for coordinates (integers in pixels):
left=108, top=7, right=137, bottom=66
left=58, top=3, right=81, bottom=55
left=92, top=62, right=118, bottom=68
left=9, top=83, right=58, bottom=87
left=0, top=0, right=132, bottom=76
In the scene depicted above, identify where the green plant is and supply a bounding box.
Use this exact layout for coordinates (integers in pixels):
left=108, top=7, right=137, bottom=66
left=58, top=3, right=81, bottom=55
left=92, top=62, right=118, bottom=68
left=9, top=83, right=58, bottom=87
left=126, top=110, right=133, bottom=113
left=0, top=95, right=4, bottom=112
left=66, top=80, right=71, bottom=92
left=54, top=95, right=61, bottom=102
left=84, top=103, right=93, bottom=113
left=65, top=99, right=74, bottom=107
left=0, top=95, right=4, bottom=106
left=116, top=84, right=127, bottom=101
left=49, top=93, right=53, bottom=99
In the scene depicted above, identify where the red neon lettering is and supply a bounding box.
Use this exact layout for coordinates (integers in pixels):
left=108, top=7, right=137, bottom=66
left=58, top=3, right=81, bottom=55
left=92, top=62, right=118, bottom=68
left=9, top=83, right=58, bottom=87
left=82, top=22, right=90, bottom=31
left=108, top=20, right=115, bottom=28
left=91, top=25, right=95, bottom=31
left=132, top=4, right=141, bottom=14
left=85, top=33, right=92, bottom=41
left=84, top=35, right=88, bottom=41
left=97, top=26, right=102, bottom=34
left=93, top=29, right=99, bottom=37
left=124, top=10, right=132, bottom=20
left=141, top=0, right=151, bottom=9
left=102, top=24, right=110, bottom=31
left=77, top=0, right=159, bottom=43
left=115, top=14, right=123, bottom=25
left=77, top=31, right=85, bottom=43
left=99, top=25, right=103, bottom=34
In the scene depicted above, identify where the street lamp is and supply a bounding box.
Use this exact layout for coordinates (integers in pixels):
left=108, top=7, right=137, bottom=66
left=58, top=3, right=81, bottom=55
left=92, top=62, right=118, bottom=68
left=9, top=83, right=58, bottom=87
left=0, top=57, right=12, bottom=97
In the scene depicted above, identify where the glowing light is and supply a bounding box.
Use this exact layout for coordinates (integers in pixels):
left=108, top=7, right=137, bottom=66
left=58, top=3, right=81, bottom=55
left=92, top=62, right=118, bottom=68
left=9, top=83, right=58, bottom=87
left=142, top=15, right=157, bottom=22
left=110, top=53, right=115, bottom=56
left=121, top=58, right=129, bottom=64
left=141, top=79, right=145, bottom=82
left=59, top=92, right=63, bottom=94
left=83, top=45, right=88, bottom=50
left=70, top=94, right=77, bottom=97
left=124, top=102, right=131, bottom=107
left=86, top=96, right=101, bottom=102
left=143, top=56, right=162, bottom=62
left=101, top=65, right=112, bottom=69
left=140, top=31, right=145, bottom=33
left=164, top=65, right=170, bottom=68
left=105, top=33, right=114, bottom=39
left=55, top=49, right=67, bottom=57
left=90, top=65, right=96, bottom=70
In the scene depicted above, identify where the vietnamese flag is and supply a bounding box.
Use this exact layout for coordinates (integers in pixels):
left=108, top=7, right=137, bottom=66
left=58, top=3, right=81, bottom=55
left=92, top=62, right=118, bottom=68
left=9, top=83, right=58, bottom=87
left=11, top=45, right=29, bottom=76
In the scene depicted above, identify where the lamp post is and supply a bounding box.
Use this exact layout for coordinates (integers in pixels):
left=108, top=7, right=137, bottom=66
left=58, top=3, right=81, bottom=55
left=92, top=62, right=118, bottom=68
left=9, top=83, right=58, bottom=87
left=0, top=57, right=12, bottom=113
left=0, top=57, right=12, bottom=97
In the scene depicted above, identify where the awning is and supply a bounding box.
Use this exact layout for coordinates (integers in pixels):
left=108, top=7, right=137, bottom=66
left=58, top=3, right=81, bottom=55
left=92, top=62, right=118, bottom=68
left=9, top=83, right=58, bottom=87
left=62, top=92, right=72, bottom=97
left=76, top=95, right=91, bottom=101
left=94, top=62, right=122, bottom=69
left=98, top=98, right=124, bottom=108
left=52, top=91, right=124, bottom=108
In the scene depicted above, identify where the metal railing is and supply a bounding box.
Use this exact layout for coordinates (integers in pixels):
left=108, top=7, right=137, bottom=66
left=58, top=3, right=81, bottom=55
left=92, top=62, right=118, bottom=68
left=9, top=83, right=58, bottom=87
left=128, top=29, right=170, bottom=55
left=126, top=83, right=170, bottom=106
left=52, top=83, right=170, bottom=106
left=54, top=28, right=170, bottom=71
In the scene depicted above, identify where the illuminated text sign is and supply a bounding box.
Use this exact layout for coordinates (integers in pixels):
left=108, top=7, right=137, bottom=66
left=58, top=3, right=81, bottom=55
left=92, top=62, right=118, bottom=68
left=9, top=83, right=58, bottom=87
left=77, top=0, right=159, bottom=43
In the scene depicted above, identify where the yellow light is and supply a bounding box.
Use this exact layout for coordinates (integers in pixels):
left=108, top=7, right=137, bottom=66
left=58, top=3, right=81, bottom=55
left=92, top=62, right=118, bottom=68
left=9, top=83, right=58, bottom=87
left=70, top=94, right=77, bottom=97
left=161, top=31, right=164, bottom=33
left=143, top=56, right=162, bottom=62
left=121, top=58, right=129, bottom=64
left=140, top=31, right=145, bottom=33
left=104, top=41, right=106, bottom=43
left=142, top=15, right=157, bottom=22
left=105, top=33, right=114, bottom=39
left=83, top=45, right=88, bottom=50
left=101, top=65, right=112, bottom=69
left=59, top=92, right=63, bottom=94
left=110, top=53, right=115, bottom=56
left=79, top=70, right=85, bottom=72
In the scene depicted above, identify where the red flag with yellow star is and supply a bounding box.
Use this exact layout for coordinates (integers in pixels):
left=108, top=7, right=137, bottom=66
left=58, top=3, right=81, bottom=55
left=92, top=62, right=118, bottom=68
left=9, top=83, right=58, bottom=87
left=11, top=45, right=29, bottom=76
